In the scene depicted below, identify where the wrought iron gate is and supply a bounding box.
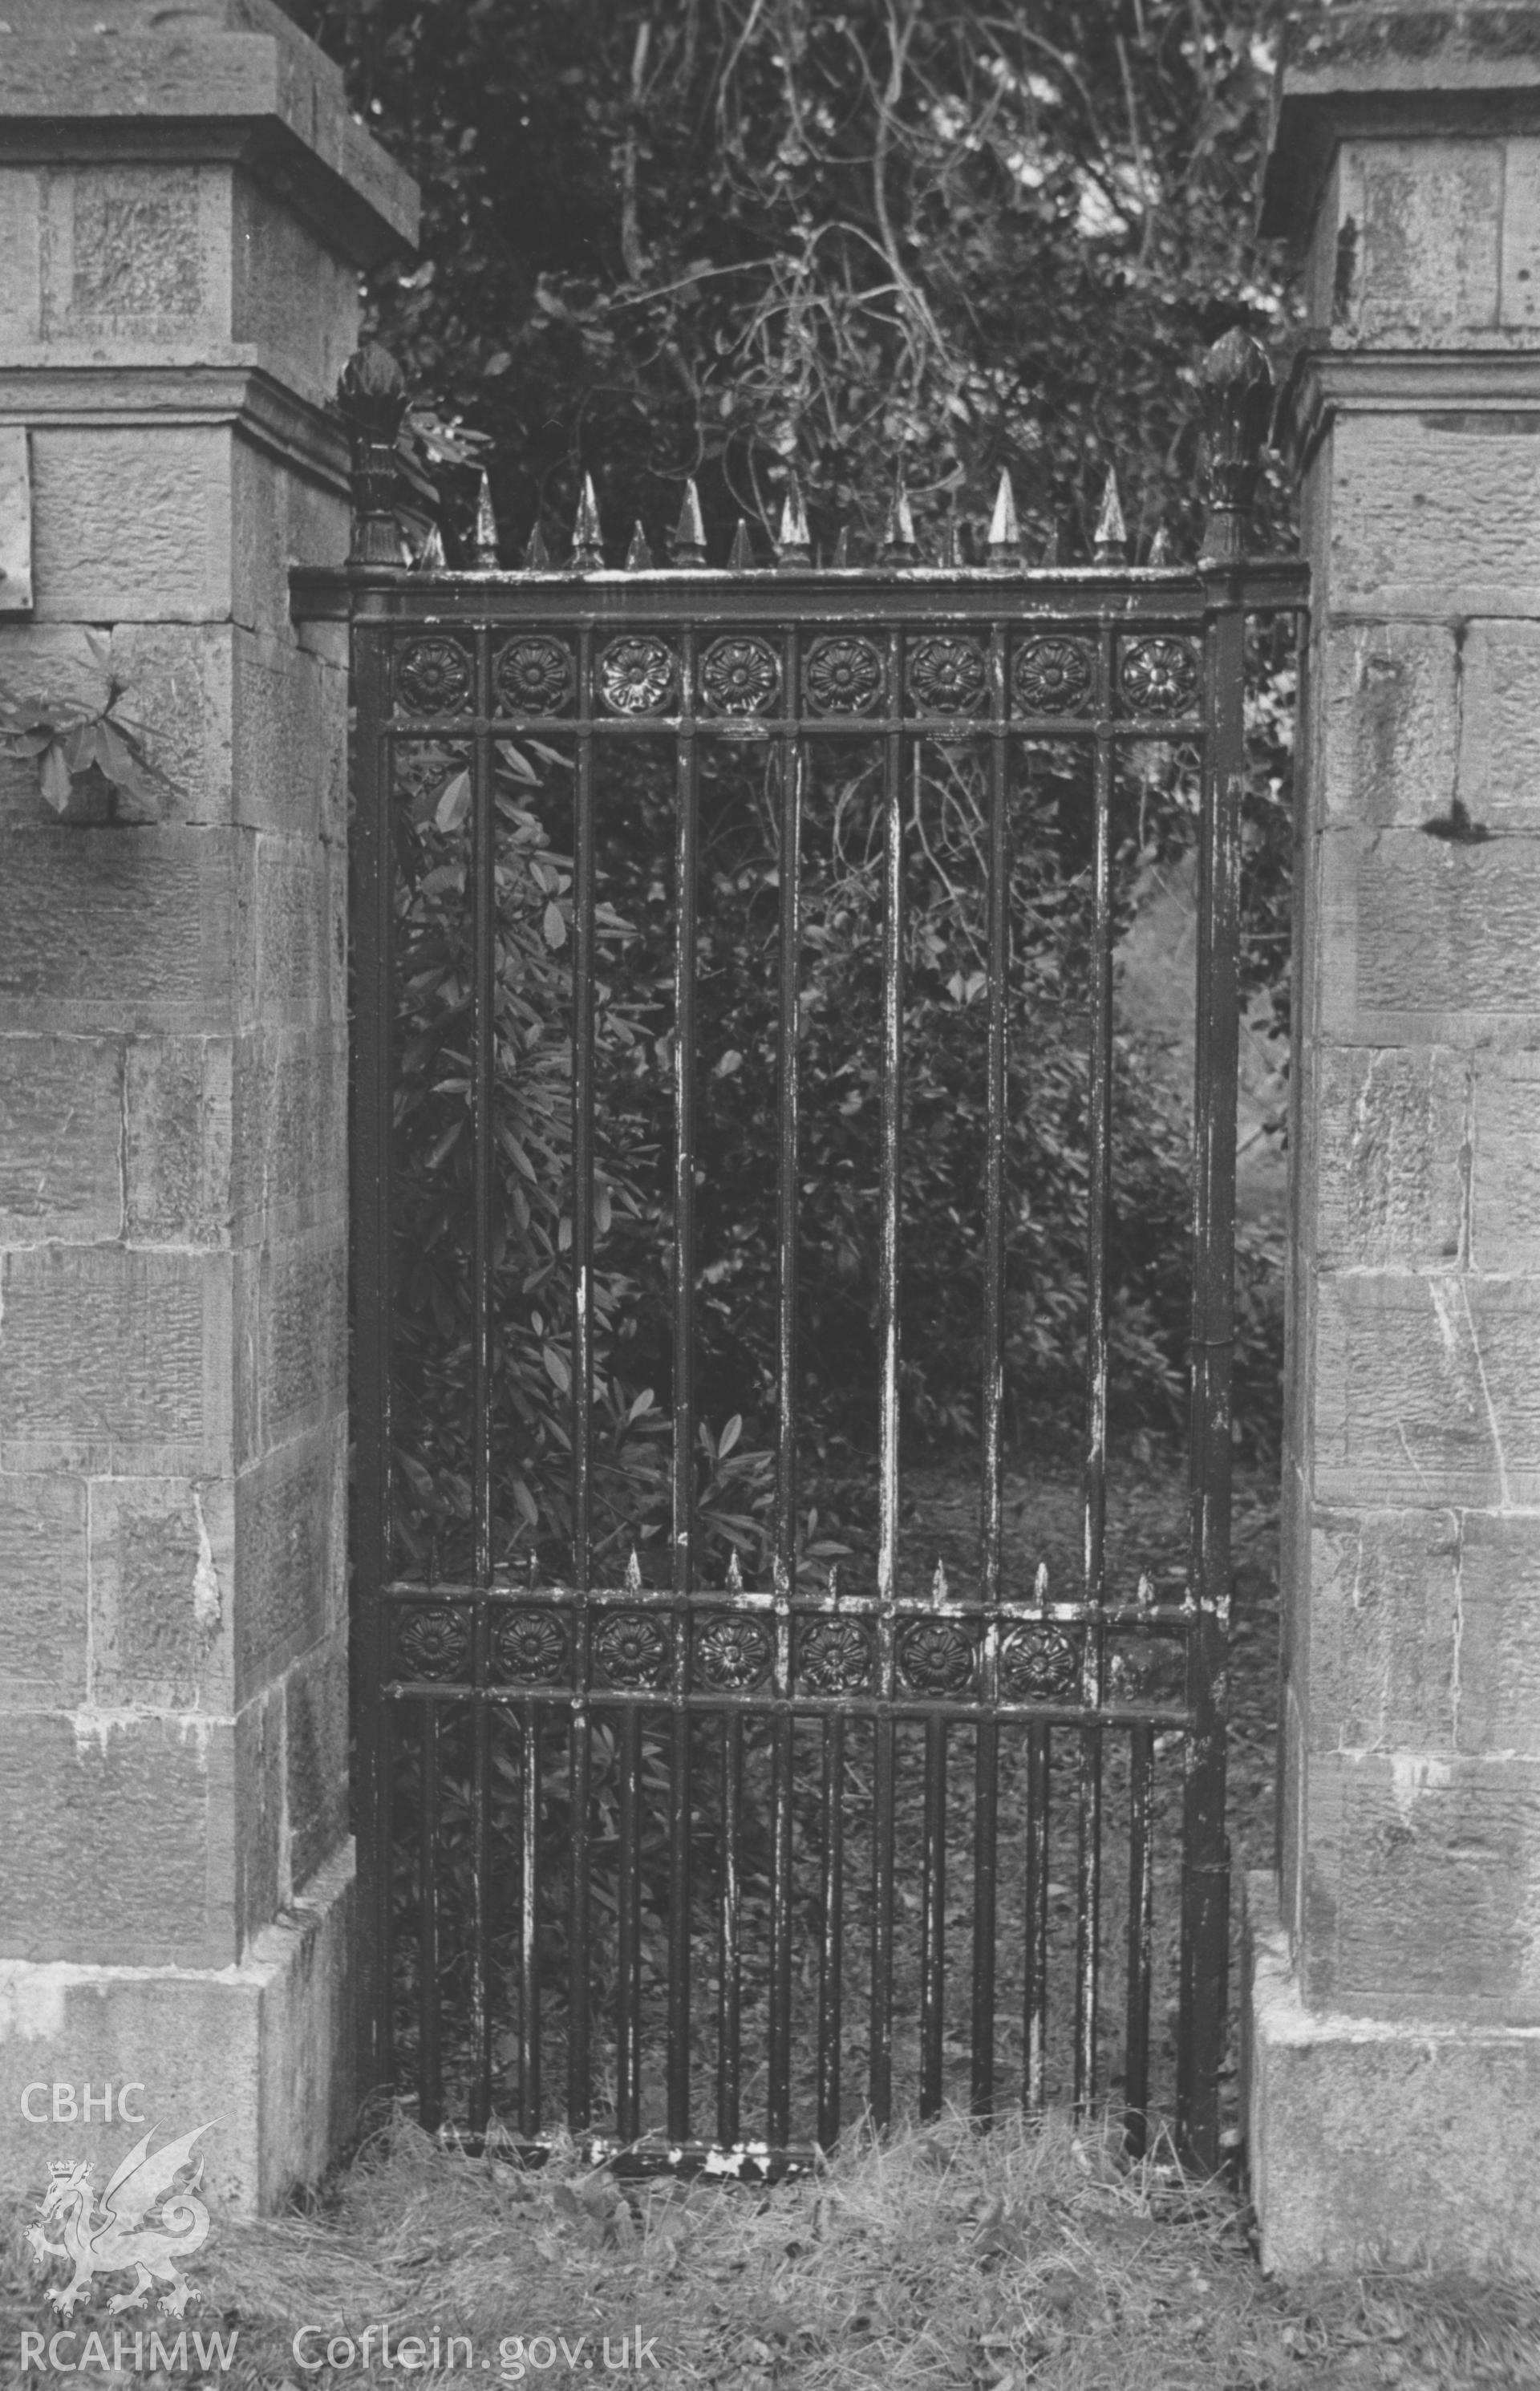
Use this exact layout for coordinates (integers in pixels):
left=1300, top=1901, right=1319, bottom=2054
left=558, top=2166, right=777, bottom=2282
left=298, top=330, right=1305, bottom=2178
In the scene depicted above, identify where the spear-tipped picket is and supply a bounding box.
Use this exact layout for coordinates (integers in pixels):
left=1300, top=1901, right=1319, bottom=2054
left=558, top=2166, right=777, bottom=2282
left=572, top=474, right=605, bottom=569
left=775, top=475, right=812, bottom=567
left=415, top=521, right=447, bottom=570
left=1093, top=468, right=1128, bottom=562
left=830, top=524, right=851, bottom=569
left=881, top=472, right=916, bottom=564
left=1035, top=1559, right=1049, bottom=1603
left=625, top=1546, right=643, bottom=1595
left=931, top=1558, right=950, bottom=1608
left=726, top=1548, right=744, bottom=1595
left=1146, top=523, right=1171, bottom=567
left=672, top=479, right=707, bottom=567
left=524, top=517, right=552, bottom=570
left=472, top=468, right=500, bottom=568
left=943, top=518, right=963, bottom=569
left=987, top=468, right=1021, bottom=565
left=624, top=519, right=654, bottom=571
left=827, top=1562, right=842, bottom=1607
left=728, top=516, right=755, bottom=570
left=1039, top=521, right=1060, bottom=568
left=1136, top=1570, right=1154, bottom=1608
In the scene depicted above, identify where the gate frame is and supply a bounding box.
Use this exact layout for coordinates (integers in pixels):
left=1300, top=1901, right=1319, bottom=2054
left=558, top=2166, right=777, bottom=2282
left=294, top=332, right=1307, bottom=2174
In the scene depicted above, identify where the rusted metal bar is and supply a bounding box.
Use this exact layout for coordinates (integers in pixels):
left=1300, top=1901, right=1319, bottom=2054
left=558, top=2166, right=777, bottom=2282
left=572, top=630, right=597, bottom=1594
left=347, top=613, right=395, bottom=2097
left=816, top=1712, right=845, bottom=2149
left=566, top=1705, right=593, bottom=2131
left=418, top=1701, right=442, bottom=2130
left=773, top=663, right=804, bottom=1594
left=877, top=634, right=904, bottom=1606
left=519, top=1699, right=541, bottom=2136
left=1124, top=1720, right=1154, bottom=2155
left=1073, top=642, right=1115, bottom=2113
left=1023, top=1723, right=1050, bottom=2109
left=667, top=629, right=699, bottom=2146
left=616, top=1703, right=642, bottom=2142
left=717, top=1712, right=744, bottom=2145
left=919, top=1714, right=947, bottom=2117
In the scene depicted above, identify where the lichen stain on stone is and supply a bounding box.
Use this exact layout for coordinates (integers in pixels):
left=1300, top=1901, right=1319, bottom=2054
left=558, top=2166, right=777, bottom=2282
left=191, top=1485, right=221, bottom=1631
left=1390, top=1752, right=1453, bottom=1822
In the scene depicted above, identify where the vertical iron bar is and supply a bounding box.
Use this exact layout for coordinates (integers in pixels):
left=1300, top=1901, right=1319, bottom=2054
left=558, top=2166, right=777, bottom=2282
left=667, top=633, right=700, bottom=2145
left=1023, top=1724, right=1050, bottom=2109
left=1124, top=1721, right=1154, bottom=2156
left=418, top=1701, right=441, bottom=2130
left=566, top=1698, right=592, bottom=2131
left=616, top=1702, right=642, bottom=2142
left=919, top=1715, right=947, bottom=2117
left=869, top=1713, right=896, bottom=2128
left=572, top=628, right=597, bottom=1593
left=468, top=630, right=496, bottom=2138
left=717, top=1711, right=744, bottom=2146
left=519, top=1697, right=541, bottom=2136
left=974, top=622, right=1010, bottom=2121
left=772, top=659, right=804, bottom=1589
left=349, top=619, right=394, bottom=2095
left=1073, top=638, right=1114, bottom=2113
left=766, top=631, right=802, bottom=2150
left=817, top=1712, right=845, bottom=2150
left=877, top=641, right=904, bottom=1605
left=1178, top=572, right=1244, bottom=2172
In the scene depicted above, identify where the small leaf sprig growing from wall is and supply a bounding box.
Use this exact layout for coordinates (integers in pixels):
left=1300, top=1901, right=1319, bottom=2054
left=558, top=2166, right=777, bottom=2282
left=0, top=679, right=166, bottom=821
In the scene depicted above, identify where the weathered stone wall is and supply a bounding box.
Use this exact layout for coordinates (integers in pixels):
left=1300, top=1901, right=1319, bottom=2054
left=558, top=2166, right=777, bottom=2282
left=0, top=0, right=415, bottom=2207
left=1249, top=1, right=1540, bottom=2276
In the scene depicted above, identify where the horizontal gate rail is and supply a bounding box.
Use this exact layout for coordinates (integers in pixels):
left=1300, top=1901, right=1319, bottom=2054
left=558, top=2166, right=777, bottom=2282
left=302, top=330, right=1306, bottom=2181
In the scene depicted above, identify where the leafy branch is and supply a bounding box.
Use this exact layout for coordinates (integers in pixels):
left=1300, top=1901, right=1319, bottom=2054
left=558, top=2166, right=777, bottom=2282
left=0, top=680, right=166, bottom=821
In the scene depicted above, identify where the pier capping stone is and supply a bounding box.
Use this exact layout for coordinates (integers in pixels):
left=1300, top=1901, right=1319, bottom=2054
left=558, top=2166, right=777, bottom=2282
left=0, top=1, right=418, bottom=270
left=1262, top=4, right=1540, bottom=254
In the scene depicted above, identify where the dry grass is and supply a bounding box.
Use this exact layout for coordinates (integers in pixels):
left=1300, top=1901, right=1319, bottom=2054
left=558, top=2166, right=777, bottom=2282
left=6, top=2105, right=1539, bottom=2391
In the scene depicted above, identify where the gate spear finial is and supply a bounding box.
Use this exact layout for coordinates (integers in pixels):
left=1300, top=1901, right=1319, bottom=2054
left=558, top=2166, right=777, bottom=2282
left=881, top=472, right=916, bottom=564
left=673, top=479, right=707, bottom=566
left=524, top=517, right=552, bottom=570
left=775, top=476, right=811, bottom=567
left=1146, top=523, right=1171, bottom=567
left=625, top=519, right=654, bottom=570
left=473, top=468, right=500, bottom=568
left=987, top=468, right=1021, bottom=565
left=728, top=517, right=755, bottom=569
left=572, top=474, right=605, bottom=569
left=1094, top=468, right=1128, bottom=562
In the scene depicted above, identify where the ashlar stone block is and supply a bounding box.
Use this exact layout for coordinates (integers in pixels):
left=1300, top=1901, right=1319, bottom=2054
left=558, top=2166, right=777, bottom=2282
left=88, top=1473, right=233, bottom=1709
left=1458, top=618, right=1540, bottom=832
left=1312, top=1269, right=1540, bottom=1510
left=1307, top=1508, right=1461, bottom=1753
left=0, top=1243, right=232, bottom=1477
left=1470, top=1049, right=1540, bottom=1271
left=1319, top=823, right=1540, bottom=1044
left=30, top=423, right=232, bottom=623
left=1455, top=1510, right=1540, bottom=1758
left=1307, top=1044, right=1467, bottom=1269
left=1302, top=1748, right=1540, bottom=2023
left=1323, top=619, right=1457, bottom=829
left=1326, top=411, right=1540, bottom=618
left=233, top=1419, right=346, bottom=1703
left=0, top=824, right=235, bottom=1036
left=1337, top=138, right=1502, bottom=339
left=124, top=1035, right=233, bottom=1246
left=0, top=1033, right=122, bottom=1242
left=0, top=1473, right=87, bottom=1705
left=0, top=1712, right=236, bottom=1968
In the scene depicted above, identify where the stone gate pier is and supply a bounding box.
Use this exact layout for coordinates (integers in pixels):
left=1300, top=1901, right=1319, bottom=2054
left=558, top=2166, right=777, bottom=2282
left=1249, top=2, right=1540, bottom=2276
left=0, top=0, right=414, bottom=2207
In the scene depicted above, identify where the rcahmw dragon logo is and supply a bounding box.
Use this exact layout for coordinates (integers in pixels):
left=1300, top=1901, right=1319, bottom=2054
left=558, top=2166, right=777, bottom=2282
left=26, top=2122, right=215, bottom=2320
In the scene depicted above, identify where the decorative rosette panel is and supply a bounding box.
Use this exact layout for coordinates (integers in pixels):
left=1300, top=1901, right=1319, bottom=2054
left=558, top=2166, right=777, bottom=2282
left=592, top=1608, right=672, bottom=1688
left=495, top=634, right=575, bottom=715
left=693, top=1613, right=775, bottom=1692
left=491, top=1606, right=570, bottom=1686
left=395, top=1604, right=472, bottom=1682
left=700, top=635, right=781, bottom=717
left=906, top=635, right=987, bottom=716
left=1118, top=637, right=1199, bottom=717
left=998, top=1624, right=1080, bottom=1703
left=896, top=1616, right=979, bottom=1696
left=598, top=636, right=680, bottom=715
left=803, top=634, right=886, bottom=717
left=397, top=637, right=474, bottom=716
left=1011, top=637, right=1094, bottom=718
left=796, top=1615, right=874, bottom=1694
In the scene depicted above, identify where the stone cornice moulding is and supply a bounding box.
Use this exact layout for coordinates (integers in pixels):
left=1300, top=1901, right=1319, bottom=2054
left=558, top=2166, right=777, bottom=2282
left=1282, top=339, right=1540, bottom=470
left=0, top=364, right=351, bottom=498
left=0, top=20, right=419, bottom=269
left=1261, top=3, right=1540, bottom=253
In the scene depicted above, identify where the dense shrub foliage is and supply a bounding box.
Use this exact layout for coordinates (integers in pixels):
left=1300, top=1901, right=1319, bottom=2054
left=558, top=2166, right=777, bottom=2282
left=302, top=0, right=1299, bottom=1572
